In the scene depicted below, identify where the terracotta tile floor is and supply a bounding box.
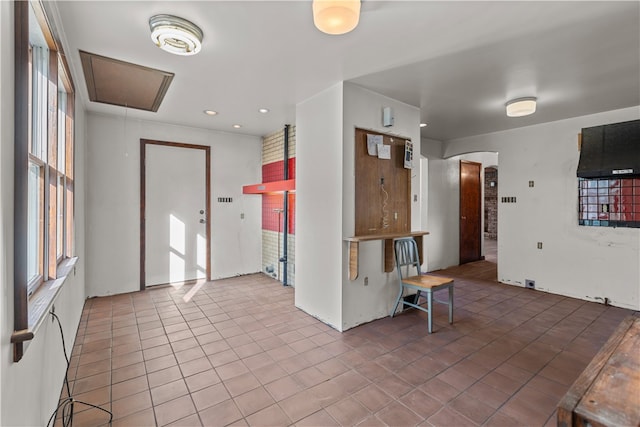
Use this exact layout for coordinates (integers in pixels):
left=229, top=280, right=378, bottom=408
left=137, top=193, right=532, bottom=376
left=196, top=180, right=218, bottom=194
left=57, top=261, right=636, bottom=426
left=483, top=239, right=497, bottom=264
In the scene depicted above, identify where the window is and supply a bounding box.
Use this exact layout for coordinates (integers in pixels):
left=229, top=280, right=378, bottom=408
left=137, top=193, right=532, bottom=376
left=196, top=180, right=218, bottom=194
left=26, top=39, right=48, bottom=295
left=13, top=0, right=76, bottom=362
left=57, top=85, right=68, bottom=260
left=27, top=162, right=42, bottom=283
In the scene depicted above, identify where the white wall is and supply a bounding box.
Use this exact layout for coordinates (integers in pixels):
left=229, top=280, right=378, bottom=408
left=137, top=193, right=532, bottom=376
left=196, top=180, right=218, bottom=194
left=296, top=83, right=422, bottom=331
left=443, top=107, right=640, bottom=310
left=1, top=3, right=87, bottom=422
left=421, top=138, right=455, bottom=270
left=85, top=113, right=262, bottom=297
left=341, top=83, right=422, bottom=330
left=295, top=83, right=344, bottom=330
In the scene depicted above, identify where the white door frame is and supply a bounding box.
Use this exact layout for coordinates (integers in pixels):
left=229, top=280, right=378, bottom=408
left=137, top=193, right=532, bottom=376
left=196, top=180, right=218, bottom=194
left=140, top=139, right=211, bottom=290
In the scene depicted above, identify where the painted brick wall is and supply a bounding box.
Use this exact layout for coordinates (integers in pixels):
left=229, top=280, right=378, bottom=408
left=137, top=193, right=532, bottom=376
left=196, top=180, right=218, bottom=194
left=262, top=230, right=295, bottom=283
left=261, top=127, right=296, bottom=285
left=263, top=127, right=296, bottom=164
left=484, top=167, right=498, bottom=239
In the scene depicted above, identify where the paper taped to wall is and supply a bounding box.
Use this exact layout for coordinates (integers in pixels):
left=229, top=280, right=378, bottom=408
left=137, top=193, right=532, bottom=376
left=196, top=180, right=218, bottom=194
left=377, top=144, right=391, bottom=159
left=367, top=134, right=383, bottom=156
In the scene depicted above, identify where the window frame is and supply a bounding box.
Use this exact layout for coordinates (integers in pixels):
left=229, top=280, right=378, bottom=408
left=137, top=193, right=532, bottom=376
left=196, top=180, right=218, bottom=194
left=13, top=0, right=76, bottom=362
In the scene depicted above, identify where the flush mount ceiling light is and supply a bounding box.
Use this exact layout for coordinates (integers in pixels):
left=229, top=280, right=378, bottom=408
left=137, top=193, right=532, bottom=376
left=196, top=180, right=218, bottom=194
left=419, top=123, right=427, bottom=128
left=506, top=97, right=537, bottom=117
left=232, top=124, right=242, bottom=129
left=312, top=0, right=361, bottom=35
left=258, top=108, right=269, bottom=114
left=203, top=110, right=217, bottom=116
left=149, top=14, right=203, bottom=56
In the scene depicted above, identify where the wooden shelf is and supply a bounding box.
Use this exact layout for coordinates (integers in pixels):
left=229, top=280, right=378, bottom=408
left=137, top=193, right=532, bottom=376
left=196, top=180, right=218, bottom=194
left=344, top=231, right=429, bottom=280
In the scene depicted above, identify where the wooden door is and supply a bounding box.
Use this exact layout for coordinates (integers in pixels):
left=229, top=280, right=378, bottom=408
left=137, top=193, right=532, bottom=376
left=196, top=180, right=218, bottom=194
left=141, top=140, right=211, bottom=288
left=459, top=160, right=481, bottom=264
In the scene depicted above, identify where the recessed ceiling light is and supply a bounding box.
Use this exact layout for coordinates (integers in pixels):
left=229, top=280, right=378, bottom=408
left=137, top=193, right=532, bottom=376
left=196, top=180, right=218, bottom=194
left=419, top=123, right=427, bottom=128
left=204, top=110, right=217, bottom=116
left=506, top=97, right=537, bottom=117
left=232, top=124, right=242, bottom=129
left=258, top=108, right=269, bottom=114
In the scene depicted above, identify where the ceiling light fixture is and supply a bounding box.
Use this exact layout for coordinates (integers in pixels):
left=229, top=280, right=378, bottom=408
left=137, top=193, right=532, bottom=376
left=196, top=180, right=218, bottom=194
left=149, top=14, right=203, bottom=56
left=258, top=108, right=269, bottom=114
left=232, top=124, right=242, bottom=129
left=505, top=97, right=537, bottom=117
left=204, top=110, right=217, bottom=116
left=312, top=0, right=361, bottom=35
left=420, top=123, right=427, bottom=128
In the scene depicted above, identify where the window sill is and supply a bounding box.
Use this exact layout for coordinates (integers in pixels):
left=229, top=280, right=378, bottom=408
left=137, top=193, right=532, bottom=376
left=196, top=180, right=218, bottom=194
left=11, top=257, right=78, bottom=361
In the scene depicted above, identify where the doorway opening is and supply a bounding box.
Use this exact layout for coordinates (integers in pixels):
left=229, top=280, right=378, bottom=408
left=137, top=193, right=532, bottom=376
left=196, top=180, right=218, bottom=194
left=459, top=160, right=482, bottom=264
left=456, top=152, right=498, bottom=278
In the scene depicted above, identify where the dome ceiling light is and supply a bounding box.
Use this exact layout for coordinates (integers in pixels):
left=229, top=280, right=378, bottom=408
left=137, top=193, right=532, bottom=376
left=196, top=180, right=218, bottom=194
left=149, top=14, right=203, bottom=56
left=312, top=0, right=361, bottom=35
left=506, top=97, right=537, bottom=117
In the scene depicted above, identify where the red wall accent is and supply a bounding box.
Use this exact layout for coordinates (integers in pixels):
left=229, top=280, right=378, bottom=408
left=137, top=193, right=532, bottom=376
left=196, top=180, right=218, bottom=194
left=262, top=158, right=296, bottom=183
left=261, top=158, right=296, bottom=234
left=262, top=193, right=295, bottom=234
left=288, top=193, right=296, bottom=234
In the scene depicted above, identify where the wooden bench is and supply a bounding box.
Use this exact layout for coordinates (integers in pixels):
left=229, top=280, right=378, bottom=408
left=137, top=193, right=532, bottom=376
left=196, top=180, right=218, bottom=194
left=557, top=315, right=640, bottom=427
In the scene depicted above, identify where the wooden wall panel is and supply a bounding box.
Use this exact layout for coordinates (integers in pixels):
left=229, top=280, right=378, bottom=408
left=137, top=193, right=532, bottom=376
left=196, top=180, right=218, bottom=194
left=354, top=128, right=411, bottom=236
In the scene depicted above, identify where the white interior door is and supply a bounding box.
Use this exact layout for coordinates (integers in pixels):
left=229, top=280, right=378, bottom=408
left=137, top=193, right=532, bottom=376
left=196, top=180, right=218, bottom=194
left=145, top=143, right=207, bottom=286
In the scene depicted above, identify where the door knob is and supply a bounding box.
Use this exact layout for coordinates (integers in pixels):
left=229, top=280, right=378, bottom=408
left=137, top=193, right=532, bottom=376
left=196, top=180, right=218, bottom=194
left=199, top=219, right=206, bottom=224
left=199, top=210, right=205, bottom=214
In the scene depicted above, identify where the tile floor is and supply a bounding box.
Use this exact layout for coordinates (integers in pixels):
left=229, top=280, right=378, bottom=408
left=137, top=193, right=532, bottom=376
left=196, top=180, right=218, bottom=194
left=483, top=239, right=497, bottom=264
left=57, top=261, right=636, bottom=426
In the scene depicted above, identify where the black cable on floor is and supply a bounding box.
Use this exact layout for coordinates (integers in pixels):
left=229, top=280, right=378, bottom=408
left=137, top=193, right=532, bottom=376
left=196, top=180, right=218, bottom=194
left=46, top=311, right=113, bottom=427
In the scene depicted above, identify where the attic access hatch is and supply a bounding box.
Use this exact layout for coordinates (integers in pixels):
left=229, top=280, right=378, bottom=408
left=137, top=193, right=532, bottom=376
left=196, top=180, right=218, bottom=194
left=79, top=50, right=174, bottom=112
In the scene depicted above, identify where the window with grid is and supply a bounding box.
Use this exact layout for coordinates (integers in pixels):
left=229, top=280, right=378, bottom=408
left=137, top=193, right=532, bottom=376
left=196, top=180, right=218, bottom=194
left=13, top=0, right=76, bottom=362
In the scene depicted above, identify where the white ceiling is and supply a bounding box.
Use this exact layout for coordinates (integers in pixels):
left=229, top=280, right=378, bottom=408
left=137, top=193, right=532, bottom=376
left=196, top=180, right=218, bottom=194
left=53, top=1, right=640, bottom=141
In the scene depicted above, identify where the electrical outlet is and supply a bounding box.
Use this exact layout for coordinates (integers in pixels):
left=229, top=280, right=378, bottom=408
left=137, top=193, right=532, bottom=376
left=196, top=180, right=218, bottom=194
left=529, top=180, right=534, bottom=187
left=537, top=242, right=543, bottom=249
left=240, top=213, right=245, bottom=219
left=364, top=277, right=368, bottom=286
left=525, top=279, right=535, bottom=289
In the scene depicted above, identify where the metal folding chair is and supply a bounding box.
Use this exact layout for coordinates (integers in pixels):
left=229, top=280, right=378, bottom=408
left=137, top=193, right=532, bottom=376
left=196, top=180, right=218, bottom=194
left=390, top=237, right=454, bottom=333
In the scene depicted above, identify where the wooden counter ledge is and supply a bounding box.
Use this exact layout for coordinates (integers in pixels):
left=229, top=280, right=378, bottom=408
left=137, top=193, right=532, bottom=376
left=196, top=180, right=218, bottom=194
left=344, top=231, right=429, bottom=280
